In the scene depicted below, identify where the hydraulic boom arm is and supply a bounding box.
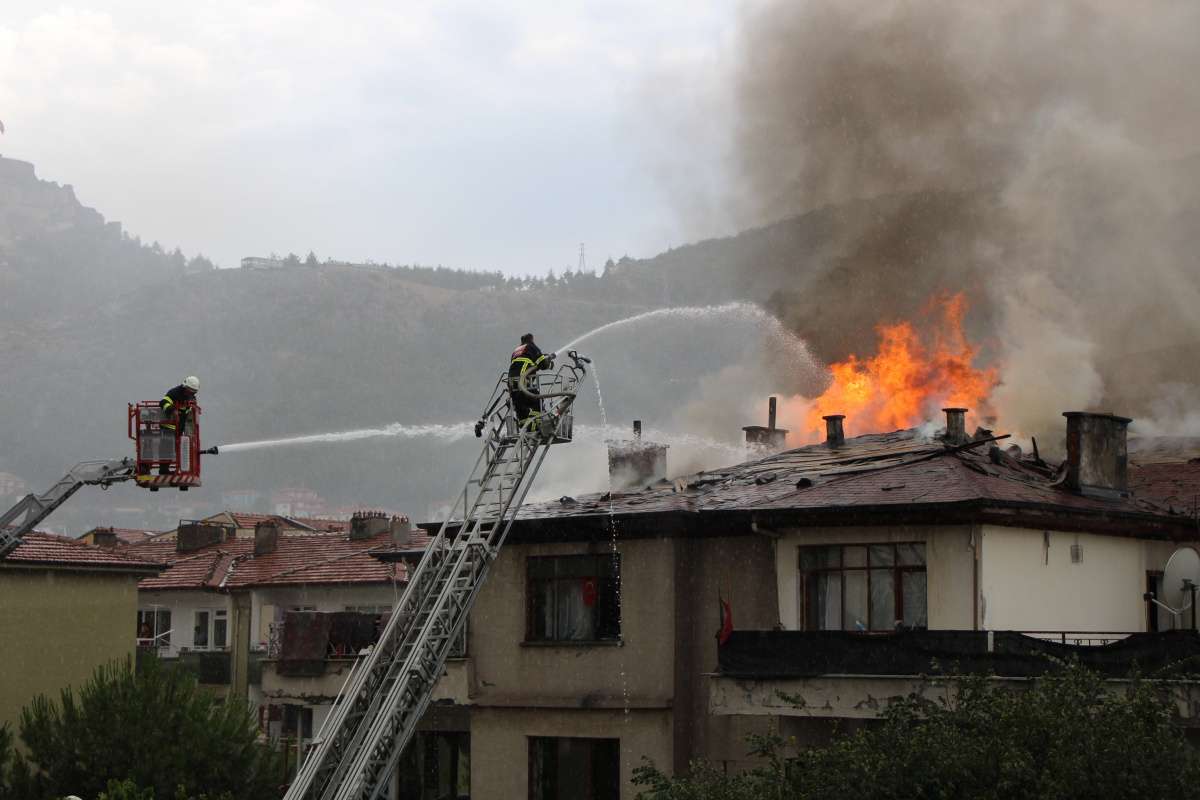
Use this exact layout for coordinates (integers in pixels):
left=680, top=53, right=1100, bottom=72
left=0, top=458, right=137, bottom=558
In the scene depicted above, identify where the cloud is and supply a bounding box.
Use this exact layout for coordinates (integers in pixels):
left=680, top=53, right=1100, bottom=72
left=0, top=1, right=735, bottom=272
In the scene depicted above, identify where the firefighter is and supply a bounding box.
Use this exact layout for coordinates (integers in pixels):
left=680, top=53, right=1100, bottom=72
left=158, top=376, right=199, bottom=473
left=508, top=334, right=552, bottom=426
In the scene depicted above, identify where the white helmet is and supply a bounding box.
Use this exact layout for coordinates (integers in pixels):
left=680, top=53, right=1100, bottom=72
left=183, top=375, right=200, bottom=392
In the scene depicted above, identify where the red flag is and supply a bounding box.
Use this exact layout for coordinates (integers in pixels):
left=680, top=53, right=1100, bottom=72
left=717, top=590, right=733, bottom=646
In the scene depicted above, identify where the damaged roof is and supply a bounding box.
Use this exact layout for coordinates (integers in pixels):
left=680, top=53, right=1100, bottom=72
left=491, top=427, right=1198, bottom=541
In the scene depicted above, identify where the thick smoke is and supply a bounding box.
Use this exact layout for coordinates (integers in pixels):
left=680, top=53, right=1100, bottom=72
left=704, top=1, right=1200, bottom=446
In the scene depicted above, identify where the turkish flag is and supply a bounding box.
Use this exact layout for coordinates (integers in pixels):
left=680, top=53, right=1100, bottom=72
left=717, top=592, right=733, bottom=646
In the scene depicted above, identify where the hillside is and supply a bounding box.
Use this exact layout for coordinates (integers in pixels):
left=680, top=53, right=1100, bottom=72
left=4, top=153, right=1200, bottom=531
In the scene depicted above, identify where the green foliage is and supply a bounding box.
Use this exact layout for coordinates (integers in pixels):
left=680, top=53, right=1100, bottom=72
left=97, top=778, right=155, bottom=800
left=95, top=778, right=236, bottom=800
left=15, top=657, right=281, bottom=800
left=635, top=662, right=1200, bottom=800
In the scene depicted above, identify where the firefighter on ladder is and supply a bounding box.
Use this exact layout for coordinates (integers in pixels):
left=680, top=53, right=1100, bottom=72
left=508, top=334, right=553, bottom=431
left=158, top=375, right=199, bottom=473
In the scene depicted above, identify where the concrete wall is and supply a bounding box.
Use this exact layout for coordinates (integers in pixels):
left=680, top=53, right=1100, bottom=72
left=978, top=525, right=1175, bottom=632
left=469, top=707, right=671, bottom=800
left=468, top=538, right=676, bottom=707
left=774, top=525, right=975, bottom=631
left=0, top=567, right=143, bottom=732
left=676, top=535, right=779, bottom=771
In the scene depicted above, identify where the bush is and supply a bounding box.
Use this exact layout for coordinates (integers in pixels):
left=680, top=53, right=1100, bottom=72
left=635, top=661, right=1200, bottom=800
left=14, top=656, right=280, bottom=800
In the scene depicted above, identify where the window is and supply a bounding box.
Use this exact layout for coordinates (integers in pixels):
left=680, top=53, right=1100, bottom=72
left=799, top=543, right=927, bottom=631
left=282, top=704, right=313, bottom=739
left=193, top=609, right=229, bottom=650
left=529, top=737, right=619, bottom=800
left=399, top=732, right=470, bottom=800
left=136, top=608, right=171, bottom=647
left=527, top=555, right=620, bottom=642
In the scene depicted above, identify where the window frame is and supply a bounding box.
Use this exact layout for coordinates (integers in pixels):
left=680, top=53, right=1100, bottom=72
left=137, top=608, right=172, bottom=648
left=525, top=553, right=622, bottom=644
left=528, top=736, right=619, bottom=800
left=798, top=542, right=928, bottom=632
left=192, top=608, right=229, bottom=651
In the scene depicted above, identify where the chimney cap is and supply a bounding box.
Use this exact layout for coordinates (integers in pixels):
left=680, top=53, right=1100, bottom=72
left=822, top=414, right=846, bottom=421
left=1062, top=411, right=1132, bottom=424
left=942, top=407, right=968, bottom=413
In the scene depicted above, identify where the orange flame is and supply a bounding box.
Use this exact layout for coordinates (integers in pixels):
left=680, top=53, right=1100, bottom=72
left=798, top=293, right=998, bottom=441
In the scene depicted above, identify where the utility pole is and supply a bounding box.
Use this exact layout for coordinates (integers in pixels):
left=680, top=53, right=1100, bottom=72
left=578, top=243, right=586, bottom=274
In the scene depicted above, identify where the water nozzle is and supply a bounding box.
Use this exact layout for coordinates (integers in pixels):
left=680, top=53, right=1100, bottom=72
left=200, top=446, right=219, bottom=455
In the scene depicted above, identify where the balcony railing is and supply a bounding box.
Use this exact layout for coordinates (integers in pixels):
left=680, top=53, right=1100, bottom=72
left=717, top=629, right=1200, bottom=680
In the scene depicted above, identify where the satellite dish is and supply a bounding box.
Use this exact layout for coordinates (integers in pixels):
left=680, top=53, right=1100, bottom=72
left=1162, top=546, right=1200, bottom=611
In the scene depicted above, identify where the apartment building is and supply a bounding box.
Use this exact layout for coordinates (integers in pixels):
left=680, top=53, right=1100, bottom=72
left=363, top=408, right=1198, bottom=800
left=0, top=533, right=161, bottom=731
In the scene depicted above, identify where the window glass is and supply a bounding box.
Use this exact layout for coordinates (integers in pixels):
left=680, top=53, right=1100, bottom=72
left=897, top=542, right=927, bottom=566
left=806, top=572, right=842, bottom=631
left=527, top=555, right=621, bottom=642
left=902, top=571, right=928, bottom=627
left=529, top=737, right=619, bottom=800
left=213, top=610, right=228, bottom=649
left=843, top=546, right=867, bottom=568
left=869, top=544, right=895, bottom=566
left=870, top=569, right=896, bottom=629
left=800, top=546, right=840, bottom=570
left=194, top=611, right=209, bottom=648
left=844, top=571, right=868, bottom=630
left=800, top=542, right=927, bottom=631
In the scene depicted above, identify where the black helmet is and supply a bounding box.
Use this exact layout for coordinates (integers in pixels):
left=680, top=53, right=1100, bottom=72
left=520, top=333, right=534, bottom=344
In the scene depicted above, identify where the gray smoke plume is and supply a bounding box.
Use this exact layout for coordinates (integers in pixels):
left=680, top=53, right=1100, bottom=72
left=687, top=0, right=1200, bottom=446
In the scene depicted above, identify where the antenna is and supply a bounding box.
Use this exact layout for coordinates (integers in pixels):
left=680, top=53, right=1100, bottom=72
left=578, top=243, right=586, bottom=274
left=1146, top=546, right=1200, bottom=629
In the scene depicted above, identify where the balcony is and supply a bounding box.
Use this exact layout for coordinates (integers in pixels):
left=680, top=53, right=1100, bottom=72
left=261, top=612, right=472, bottom=705
left=710, top=630, right=1200, bottom=724
left=137, top=648, right=232, bottom=685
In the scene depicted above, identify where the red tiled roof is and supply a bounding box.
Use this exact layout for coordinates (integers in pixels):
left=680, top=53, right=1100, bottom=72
left=1129, top=463, right=1200, bottom=515
left=125, top=529, right=428, bottom=591
left=3, top=533, right=163, bottom=572
left=210, top=511, right=350, bottom=534
left=86, top=527, right=156, bottom=545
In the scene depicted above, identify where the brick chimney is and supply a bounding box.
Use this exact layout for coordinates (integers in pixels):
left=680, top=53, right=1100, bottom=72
left=608, top=421, right=669, bottom=490
left=390, top=515, right=413, bottom=547
left=254, top=520, right=280, bottom=555
left=350, top=510, right=390, bottom=540
left=743, top=397, right=789, bottom=452
left=1062, top=412, right=1131, bottom=497
left=88, top=528, right=118, bottom=548
left=176, top=521, right=229, bottom=553
left=823, top=414, right=845, bottom=447
left=943, top=408, right=968, bottom=445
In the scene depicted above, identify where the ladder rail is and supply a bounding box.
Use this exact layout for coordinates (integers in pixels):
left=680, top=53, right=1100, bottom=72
left=335, top=444, right=552, bottom=800
left=286, top=355, right=586, bottom=800
left=322, top=439, right=546, bottom=800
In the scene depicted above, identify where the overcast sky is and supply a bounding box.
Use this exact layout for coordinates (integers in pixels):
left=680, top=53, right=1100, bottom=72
left=0, top=1, right=736, bottom=274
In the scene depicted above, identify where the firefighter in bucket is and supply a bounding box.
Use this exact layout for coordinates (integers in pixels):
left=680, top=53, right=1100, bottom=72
left=508, top=334, right=553, bottom=432
left=158, top=375, right=199, bottom=474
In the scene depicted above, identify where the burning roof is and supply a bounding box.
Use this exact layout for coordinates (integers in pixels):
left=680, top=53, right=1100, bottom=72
left=472, top=416, right=1197, bottom=543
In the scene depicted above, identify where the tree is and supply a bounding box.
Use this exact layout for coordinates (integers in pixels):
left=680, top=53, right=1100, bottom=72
left=304, top=251, right=319, bottom=267
left=14, top=657, right=281, bottom=800
left=634, top=662, right=1200, bottom=800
